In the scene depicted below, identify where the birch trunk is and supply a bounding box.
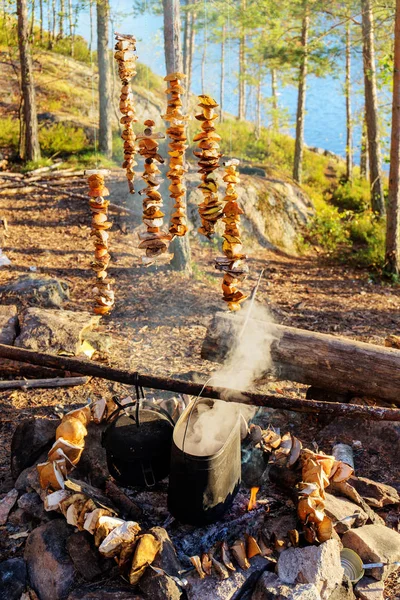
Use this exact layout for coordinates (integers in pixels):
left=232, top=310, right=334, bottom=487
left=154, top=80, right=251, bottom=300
left=17, top=0, right=41, bottom=162
left=361, top=0, right=385, bottom=215
left=386, top=0, right=400, bottom=274
left=187, top=8, right=195, bottom=96
left=345, top=19, right=353, bottom=181
left=96, top=0, right=112, bottom=158
left=68, top=0, right=74, bottom=55
left=59, top=0, right=64, bottom=37
left=163, top=0, right=192, bottom=273
left=293, top=2, right=309, bottom=183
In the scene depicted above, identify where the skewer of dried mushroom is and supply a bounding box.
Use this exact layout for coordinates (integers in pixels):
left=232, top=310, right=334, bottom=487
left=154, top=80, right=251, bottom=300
left=37, top=399, right=161, bottom=588
left=86, top=170, right=115, bottom=315
left=215, top=159, right=248, bottom=311
left=162, top=72, right=190, bottom=238
left=114, top=33, right=138, bottom=193
left=193, top=95, right=223, bottom=238
left=136, top=120, right=171, bottom=265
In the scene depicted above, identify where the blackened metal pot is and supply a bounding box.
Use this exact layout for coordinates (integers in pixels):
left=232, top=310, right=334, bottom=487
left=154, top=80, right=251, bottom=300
left=168, top=398, right=241, bottom=525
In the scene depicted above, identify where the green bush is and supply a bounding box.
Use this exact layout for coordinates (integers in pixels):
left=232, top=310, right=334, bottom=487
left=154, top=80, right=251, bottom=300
left=135, top=63, right=164, bottom=91
left=331, top=179, right=370, bottom=212
left=39, top=122, right=88, bottom=156
left=348, top=211, right=385, bottom=268
left=0, top=117, right=19, bottom=150
left=307, top=206, right=349, bottom=253
left=49, top=36, right=93, bottom=64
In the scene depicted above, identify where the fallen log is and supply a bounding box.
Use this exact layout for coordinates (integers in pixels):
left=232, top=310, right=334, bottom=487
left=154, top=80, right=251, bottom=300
left=201, top=312, right=400, bottom=406
left=0, top=376, right=88, bottom=390
left=0, top=342, right=398, bottom=421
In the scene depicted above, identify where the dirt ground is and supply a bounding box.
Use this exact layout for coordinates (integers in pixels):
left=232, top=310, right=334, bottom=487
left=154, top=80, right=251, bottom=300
left=0, top=171, right=399, bottom=595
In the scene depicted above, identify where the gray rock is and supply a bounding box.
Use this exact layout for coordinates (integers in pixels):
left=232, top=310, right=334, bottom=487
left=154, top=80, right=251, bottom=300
left=138, top=568, right=182, bottom=600
left=149, top=526, right=183, bottom=577
left=15, top=463, right=43, bottom=495
left=342, top=524, right=400, bottom=581
left=15, top=307, right=100, bottom=355
left=277, top=539, right=344, bottom=600
left=350, top=477, right=400, bottom=508
left=252, top=572, right=322, bottom=600
left=328, top=577, right=355, bottom=600
left=262, top=513, right=298, bottom=547
left=0, top=488, right=18, bottom=525
left=67, top=584, right=142, bottom=599
left=11, top=417, right=58, bottom=478
left=324, top=494, right=368, bottom=534
left=73, top=422, right=109, bottom=488
left=354, top=577, right=384, bottom=600
left=66, top=531, right=103, bottom=581
left=18, top=491, right=48, bottom=521
left=24, top=519, right=77, bottom=600
left=0, top=558, right=27, bottom=600
left=0, top=304, right=18, bottom=344
left=0, top=275, right=69, bottom=308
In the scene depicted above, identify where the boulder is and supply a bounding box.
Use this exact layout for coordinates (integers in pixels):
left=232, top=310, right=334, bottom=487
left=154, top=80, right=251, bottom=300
left=277, top=539, right=344, bottom=600
left=18, top=491, right=48, bottom=522
left=0, top=558, right=27, bottom=600
left=149, top=527, right=183, bottom=577
left=72, top=422, right=109, bottom=488
left=15, top=307, right=100, bottom=355
left=324, top=494, right=368, bottom=534
left=342, top=525, right=400, bottom=581
left=252, top=571, right=322, bottom=599
left=0, top=304, right=18, bottom=344
left=24, top=520, right=77, bottom=600
left=11, top=417, right=58, bottom=479
left=15, top=463, right=43, bottom=495
left=67, top=584, right=142, bottom=599
left=354, top=577, right=384, bottom=600
left=0, top=488, right=18, bottom=525
left=138, top=568, right=182, bottom=600
left=350, top=477, right=400, bottom=508
left=0, top=276, right=69, bottom=308
left=66, top=531, right=104, bottom=582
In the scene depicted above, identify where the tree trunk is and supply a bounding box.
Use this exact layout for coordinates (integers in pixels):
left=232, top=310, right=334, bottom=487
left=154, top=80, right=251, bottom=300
left=68, top=0, right=74, bottom=56
left=182, top=0, right=189, bottom=77
left=345, top=19, right=353, bottom=181
left=220, top=22, right=225, bottom=122
left=201, top=38, right=206, bottom=94
left=238, top=0, right=246, bottom=120
left=59, top=0, right=64, bottom=38
left=47, top=0, right=52, bottom=48
left=163, top=0, right=192, bottom=273
left=360, top=110, right=369, bottom=177
left=89, top=0, right=93, bottom=54
left=293, top=1, right=309, bottom=183
left=30, top=0, right=35, bottom=38
left=362, top=0, right=385, bottom=215
left=271, top=67, right=278, bottom=129
left=39, top=0, right=43, bottom=43
left=96, top=0, right=112, bottom=158
left=17, top=0, right=41, bottom=162
left=386, top=0, right=400, bottom=275
left=187, top=8, right=195, bottom=96
left=51, top=0, right=56, bottom=42
left=255, top=74, right=262, bottom=139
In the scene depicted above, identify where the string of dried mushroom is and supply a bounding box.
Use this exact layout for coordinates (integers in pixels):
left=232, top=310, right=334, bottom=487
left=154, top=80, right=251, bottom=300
left=163, top=72, right=190, bottom=238
left=215, top=159, right=249, bottom=311
left=86, top=170, right=115, bottom=315
left=136, top=120, right=171, bottom=265
left=114, top=33, right=138, bottom=194
left=37, top=398, right=162, bottom=586
left=193, top=95, right=223, bottom=238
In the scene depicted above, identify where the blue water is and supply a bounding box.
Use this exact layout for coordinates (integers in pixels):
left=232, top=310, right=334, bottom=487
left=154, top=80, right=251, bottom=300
left=72, top=4, right=391, bottom=167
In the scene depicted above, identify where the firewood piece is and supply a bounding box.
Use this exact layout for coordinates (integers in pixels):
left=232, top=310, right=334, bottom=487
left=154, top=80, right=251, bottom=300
left=0, top=376, right=88, bottom=390
left=201, top=311, right=400, bottom=406
left=105, top=479, right=143, bottom=520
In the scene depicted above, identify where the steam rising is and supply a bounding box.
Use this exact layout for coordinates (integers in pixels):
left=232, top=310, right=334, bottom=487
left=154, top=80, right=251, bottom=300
left=176, top=302, right=279, bottom=456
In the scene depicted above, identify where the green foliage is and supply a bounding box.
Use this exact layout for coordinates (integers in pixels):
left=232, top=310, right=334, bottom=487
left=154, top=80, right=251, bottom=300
left=331, top=179, right=370, bottom=212
left=21, top=157, right=53, bottom=173
left=135, top=63, right=164, bottom=91
left=0, top=117, right=19, bottom=149
left=307, top=206, right=349, bottom=252
left=39, top=123, right=88, bottom=156
left=44, top=36, right=93, bottom=64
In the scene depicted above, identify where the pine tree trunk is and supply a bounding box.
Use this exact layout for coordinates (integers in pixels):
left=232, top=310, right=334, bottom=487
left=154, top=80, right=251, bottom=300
left=30, top=0, right=35, bottom=38
left=201, top=38, right=206, bottom=94
left=187, top=8, right=195, bottom=95
left=255, top=74, right=261, bottom=139
left=293, top=2, right=309, bottom=183
left=238, top=0, right=246, bottom=120
left=345, top=19, right=353, bottom=181
left=51, top=0, right=56, bottom=42
left=182, top=0, right=189, bottom=77
left=17, top=0, right=41, bottom=162
left=360, top=110, right=369, bottom=177
left=68, top=0, right=74, bottom=56
left=162, top=0, right=192, bottom=273
left=59, top=0, right=64, bottom=38
left=96, top=0, right=112, bottom=158
left=271, top=67, right=278, bottom=129
left=220, top=22, right=225, bottom=122
left=89, top=0, right=93, bottom=54
left=386, top=0, right=400, bottom=274
left=47, top=0, right=52, bottom=48
left=361, top=0, right=385, bottom=215
left=39, top=0, right=43, bottom=43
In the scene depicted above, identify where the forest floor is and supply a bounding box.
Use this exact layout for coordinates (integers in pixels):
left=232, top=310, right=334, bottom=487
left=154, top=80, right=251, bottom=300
left=0, top=171, right=399, bottom=595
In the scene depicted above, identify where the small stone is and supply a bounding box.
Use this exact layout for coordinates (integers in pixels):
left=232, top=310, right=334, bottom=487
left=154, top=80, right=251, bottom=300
left=277, top=539, right=344, bottom=600
left=138, top=569, right=182, bottom=600
left=15, top=307, right=100, bottom=355
left=354, top=577, right=384, bottom=600
left=342, top=524, right=400, bottom=581
left=14, top=463, right=43, bottom=495
left=149, top=526, right=183, bottom=577
left=0, top=558, right=27, bottom=600
left=0, top=304, right=18, bottom=344
left=67, top=584, right=141, bottom=599
left=66, top=531, right=103, bottom=581
left=0, top=488, right=18, bottom=525
left=24, top=520, right=77, bottom=600
left=0, top=275, right=69, bottom=308
left=252, top=572, right=322, bottom=600
left=324, top=493, right=368, bottom=534
left=18, top=492, right=48, bottom=522
left=350, top=477, right=400, bottom=508
left=11, top=418, right=58, bottom=479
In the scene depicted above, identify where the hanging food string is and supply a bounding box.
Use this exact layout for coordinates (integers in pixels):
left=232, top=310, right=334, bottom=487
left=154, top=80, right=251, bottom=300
left=193, top=95, right=223, bottom=238
left=162, top=72, right=190, bottom=238
left=137, top=120, right=171, bottom=265
left=86, top=169, right=115, bottom=315
left=215, top=159, right=249, bottom=312
left=114, top=33, right=138, bottom=194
